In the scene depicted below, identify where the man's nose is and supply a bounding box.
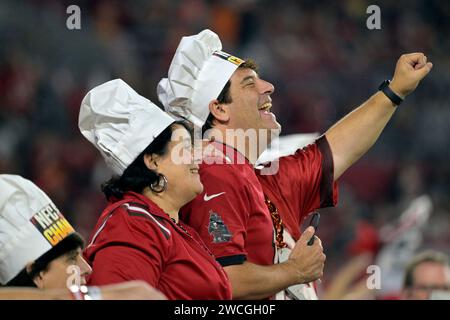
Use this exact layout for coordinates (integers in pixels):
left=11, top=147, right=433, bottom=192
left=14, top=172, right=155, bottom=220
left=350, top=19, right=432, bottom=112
left=79, top=256, right=92, bottom=276
left=258, top=78, right=275, bottom=95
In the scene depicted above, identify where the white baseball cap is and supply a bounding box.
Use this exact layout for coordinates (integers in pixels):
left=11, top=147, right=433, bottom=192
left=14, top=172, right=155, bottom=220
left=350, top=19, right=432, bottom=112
left=0, top=174, right=75, bottom=284
left=79, top=79, right=175, bottom=175
left=157, top=29, right=244, bottom=127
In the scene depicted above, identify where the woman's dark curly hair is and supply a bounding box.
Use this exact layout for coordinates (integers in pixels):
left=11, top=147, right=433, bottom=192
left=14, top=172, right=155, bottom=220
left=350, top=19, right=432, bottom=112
left=101, top=120, right=193, bottom=200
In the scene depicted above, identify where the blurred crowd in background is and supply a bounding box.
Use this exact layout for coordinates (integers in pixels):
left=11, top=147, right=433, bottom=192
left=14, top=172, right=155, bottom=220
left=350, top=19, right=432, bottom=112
left=0, top=0, right=448, bottom=298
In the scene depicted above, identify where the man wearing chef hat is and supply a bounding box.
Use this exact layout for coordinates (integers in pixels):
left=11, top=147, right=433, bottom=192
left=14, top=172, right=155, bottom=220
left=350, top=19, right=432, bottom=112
left=157, top=29, right=432, bottom=299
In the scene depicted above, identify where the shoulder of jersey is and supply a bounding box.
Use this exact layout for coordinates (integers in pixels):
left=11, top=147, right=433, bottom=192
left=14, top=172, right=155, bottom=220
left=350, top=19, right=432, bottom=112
left=121, top=201, right=172, bottom=240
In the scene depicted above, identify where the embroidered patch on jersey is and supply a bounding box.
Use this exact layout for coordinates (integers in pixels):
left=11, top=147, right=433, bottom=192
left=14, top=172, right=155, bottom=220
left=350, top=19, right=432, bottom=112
left=208, top=210, right=232, bottom=243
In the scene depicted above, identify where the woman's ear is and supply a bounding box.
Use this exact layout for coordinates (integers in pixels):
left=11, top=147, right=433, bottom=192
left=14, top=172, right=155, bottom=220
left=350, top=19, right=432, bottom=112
left=143, top=154, right=159, bottom=171
left=26, top=262, right=44, bottom=289
left=209, top=100, right=230, bottom=123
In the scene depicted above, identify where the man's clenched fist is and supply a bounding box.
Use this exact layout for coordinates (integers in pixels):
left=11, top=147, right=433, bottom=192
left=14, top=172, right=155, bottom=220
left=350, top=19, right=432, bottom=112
left=390, top=52, right=433, bottom=98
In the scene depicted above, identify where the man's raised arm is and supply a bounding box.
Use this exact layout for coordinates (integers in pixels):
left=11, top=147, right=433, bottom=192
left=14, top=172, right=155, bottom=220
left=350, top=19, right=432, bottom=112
left=325, top=53, right=433, bottom=180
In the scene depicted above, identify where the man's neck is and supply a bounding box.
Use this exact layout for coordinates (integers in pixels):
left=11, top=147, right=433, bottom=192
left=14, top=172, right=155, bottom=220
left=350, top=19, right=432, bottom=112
left=206, top=127, right=267, bottom=164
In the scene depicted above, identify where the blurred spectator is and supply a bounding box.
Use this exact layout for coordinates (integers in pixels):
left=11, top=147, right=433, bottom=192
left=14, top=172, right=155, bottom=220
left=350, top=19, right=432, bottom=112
left=401, top=250, right=450, bottom=300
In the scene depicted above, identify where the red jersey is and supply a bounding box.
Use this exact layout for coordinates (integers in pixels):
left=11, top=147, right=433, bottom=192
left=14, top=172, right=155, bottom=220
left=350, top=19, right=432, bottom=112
left=181, top=143, right=275, bottom=267
left=258, top=136, right=338, bottom=240
left=180, top=136, right=338, bottom=268
left=84, top=192, right=231, bottom=300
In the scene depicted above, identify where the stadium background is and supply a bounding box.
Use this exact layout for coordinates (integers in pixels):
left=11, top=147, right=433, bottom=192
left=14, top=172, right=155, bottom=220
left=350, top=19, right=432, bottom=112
left=0, top=0, right=448, bottom=298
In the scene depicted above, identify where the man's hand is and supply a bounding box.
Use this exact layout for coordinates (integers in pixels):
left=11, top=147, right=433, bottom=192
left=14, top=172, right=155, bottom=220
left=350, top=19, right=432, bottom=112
left=390, top=53, right=433, bottom=98
left=284, top=226, right=326, bottom=284
left=223, top=227, right=326, bottom=300
left=326, top=52, right=433, bottom=180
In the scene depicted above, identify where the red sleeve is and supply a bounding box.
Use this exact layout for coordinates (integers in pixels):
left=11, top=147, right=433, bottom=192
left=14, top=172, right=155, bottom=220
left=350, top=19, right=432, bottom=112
left=88, top=245, right=161, bottom=286
left=257, top=135, right=338, bottom=238
left=86, top=207, right=171, bottom=287
left=180, top=164, right=250, bottom=265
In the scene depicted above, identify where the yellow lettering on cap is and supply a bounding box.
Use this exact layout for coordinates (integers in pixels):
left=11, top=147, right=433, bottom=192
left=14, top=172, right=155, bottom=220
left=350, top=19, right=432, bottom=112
left=43, top=229, right=58, bottom=246
left=56, top=219, right=75, bottom=238
left=50, top=224, right=64, bottom=243
left=42, top=218, right=75, bottom=246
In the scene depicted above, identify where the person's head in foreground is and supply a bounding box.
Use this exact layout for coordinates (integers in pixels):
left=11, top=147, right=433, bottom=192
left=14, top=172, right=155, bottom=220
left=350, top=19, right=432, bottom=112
left=158, top=29, right=281, bottom=162
left=0, top=174, right=91, bottom=289
left=79, top=79, right=202, bottom=211
left=402, top=250, right=450, bottom=300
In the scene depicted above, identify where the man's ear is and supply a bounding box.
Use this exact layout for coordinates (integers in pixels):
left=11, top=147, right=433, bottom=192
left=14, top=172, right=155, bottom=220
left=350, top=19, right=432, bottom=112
left=143, top=154, right=159, bottom=171
left=26, top=262, right=44, bottom=289
left=209, top=99, right=230, bottom=123
left=25, top=262, right=33, bottom=274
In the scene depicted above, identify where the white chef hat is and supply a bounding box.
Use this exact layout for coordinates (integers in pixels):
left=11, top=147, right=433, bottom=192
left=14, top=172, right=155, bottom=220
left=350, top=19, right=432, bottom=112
left=79, top=79, right=175, bottom=175
left=0, top=174, right=76, bottom=284
left=157, top=29, right=244, bottom=127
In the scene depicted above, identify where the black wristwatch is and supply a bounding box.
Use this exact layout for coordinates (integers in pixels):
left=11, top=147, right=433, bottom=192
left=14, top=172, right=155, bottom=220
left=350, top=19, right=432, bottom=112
left=378, top=80, right=403, bottom=106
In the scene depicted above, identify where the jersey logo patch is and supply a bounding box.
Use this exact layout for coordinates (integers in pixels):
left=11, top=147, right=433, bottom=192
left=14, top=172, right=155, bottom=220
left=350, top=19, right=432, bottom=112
left=208, top=210, right=232, bottom=243
left=203, top=192, right=226, bottom=202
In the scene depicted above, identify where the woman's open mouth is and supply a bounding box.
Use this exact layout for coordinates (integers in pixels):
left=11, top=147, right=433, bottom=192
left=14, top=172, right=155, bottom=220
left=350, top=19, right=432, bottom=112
left=190, top=167, right=199, bottom=174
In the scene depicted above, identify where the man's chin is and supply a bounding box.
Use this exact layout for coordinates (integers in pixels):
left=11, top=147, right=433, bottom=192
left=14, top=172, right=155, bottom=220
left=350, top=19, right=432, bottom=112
left=267, top=122, right=282, bottom=136
left=259, top=124, right=281, bottom=146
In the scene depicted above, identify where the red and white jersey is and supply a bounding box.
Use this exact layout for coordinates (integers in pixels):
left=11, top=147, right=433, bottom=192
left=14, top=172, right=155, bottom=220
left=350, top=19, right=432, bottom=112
left=180, top=136, right=338, bottom=271
left=84, top=192, right=231, bottom=300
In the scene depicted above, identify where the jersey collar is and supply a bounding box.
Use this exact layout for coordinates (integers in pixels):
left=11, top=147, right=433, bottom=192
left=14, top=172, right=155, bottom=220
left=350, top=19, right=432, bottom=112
left=208, top=140, right=251, bottom=166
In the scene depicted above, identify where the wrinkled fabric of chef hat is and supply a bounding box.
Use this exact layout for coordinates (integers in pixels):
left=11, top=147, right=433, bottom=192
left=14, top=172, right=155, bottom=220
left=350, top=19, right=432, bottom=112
left=157, top=29, right=244, bottom=127
left=79, top=79, right=175, bottom=175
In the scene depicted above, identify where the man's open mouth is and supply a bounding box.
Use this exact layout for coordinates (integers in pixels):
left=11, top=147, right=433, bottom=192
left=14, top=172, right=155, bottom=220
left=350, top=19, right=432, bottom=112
left=258, top=102, right=272, bottom=112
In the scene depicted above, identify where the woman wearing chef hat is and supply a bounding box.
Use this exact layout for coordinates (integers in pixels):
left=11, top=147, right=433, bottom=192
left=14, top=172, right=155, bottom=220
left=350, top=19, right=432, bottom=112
left=78, top=79, right=231, bottom=300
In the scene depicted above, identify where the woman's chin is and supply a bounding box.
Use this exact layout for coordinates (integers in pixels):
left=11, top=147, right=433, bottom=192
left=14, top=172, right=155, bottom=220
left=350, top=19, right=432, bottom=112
left=195, top=183, right=204, bottom=196
left=184, top=182, right=204, bottom=203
